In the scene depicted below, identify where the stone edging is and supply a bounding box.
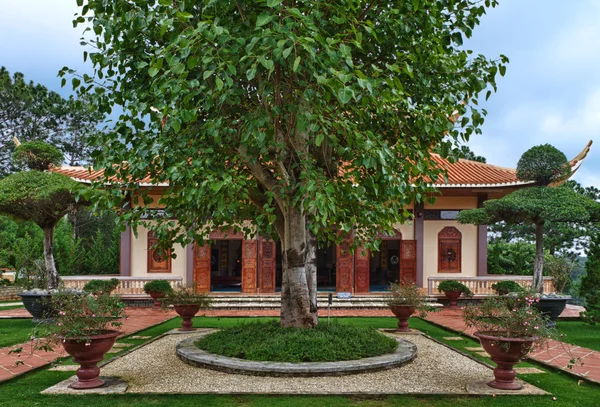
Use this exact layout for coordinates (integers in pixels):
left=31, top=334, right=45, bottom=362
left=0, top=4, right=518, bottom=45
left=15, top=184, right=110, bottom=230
left=176, top=334, right=417, bottom=377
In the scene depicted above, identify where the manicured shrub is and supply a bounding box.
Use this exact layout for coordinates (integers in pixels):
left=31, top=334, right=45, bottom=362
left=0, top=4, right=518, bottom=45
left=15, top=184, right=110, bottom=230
left=491, top=280, right=524, bottom=295
left=83, top=278, right=120, bottom=294
left=11, top=141, right=64, bottom=171
left=516, top=144, right=570, bottom=186
left=438, top=280, right=472, bottom=296
left=143, top=280, right=173, bottom=295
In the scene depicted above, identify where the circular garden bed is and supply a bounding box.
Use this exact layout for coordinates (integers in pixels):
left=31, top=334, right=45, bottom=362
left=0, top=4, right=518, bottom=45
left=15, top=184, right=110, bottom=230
left=176, top=322, right=418, bottom=376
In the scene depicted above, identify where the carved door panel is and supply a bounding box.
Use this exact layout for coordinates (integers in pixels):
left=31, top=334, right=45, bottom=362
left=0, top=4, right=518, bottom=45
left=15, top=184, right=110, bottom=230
left=400, top=240, right=417, bottom=283
left=336, top=239, right=354, bottom=292
left=439, top=240, right=461, bottom=273
left=242, top=239, right=258, bottom=293
left=193, top=243, right=211, bottom=292
left=147, top=233, right=171, bottom=273
left=354, top=246, right=370, bottom=293
left=259, top=239, right=276, bottom=293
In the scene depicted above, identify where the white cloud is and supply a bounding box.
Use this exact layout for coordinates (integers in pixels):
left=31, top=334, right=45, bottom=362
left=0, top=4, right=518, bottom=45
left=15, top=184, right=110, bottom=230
left=572, top=168, right=600, bottom=189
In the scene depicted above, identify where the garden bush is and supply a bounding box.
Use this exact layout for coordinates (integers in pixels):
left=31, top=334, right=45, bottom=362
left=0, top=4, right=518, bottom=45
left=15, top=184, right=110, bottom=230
left=143, top=280, right=174, bottom=294
left=437, top=280, right=472, bottom=296
left=83, top=278, right=120, bottom=294
left=196, top=321, right=398, bottom=363
left=491, top=280, right=523, bottom=295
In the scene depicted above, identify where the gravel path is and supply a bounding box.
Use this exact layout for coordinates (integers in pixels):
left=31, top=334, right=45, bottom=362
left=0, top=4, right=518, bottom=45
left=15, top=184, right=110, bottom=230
left=98, top=329, right=497, bottom=395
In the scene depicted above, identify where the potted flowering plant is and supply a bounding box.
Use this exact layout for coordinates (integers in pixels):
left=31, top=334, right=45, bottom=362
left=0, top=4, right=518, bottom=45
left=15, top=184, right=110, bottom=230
left=463, top=294, right=554, bottom=390
left=32, top=291, right=126, bottom=389
left=143, top=280, right=173, bottom=307
left=161, top=286, right=211, bottom=331
left=385, top=280, right=432, bottom=332
left=437, top=280, right=472, bottom=309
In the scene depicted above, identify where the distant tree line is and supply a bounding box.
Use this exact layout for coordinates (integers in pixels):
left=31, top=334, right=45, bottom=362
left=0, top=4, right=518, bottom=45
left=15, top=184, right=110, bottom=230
left=0, top=66, right=103, bottom=177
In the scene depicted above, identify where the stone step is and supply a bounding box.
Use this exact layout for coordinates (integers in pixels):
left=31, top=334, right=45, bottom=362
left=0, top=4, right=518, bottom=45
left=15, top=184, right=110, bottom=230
left=207, top=295, right=442, bottom=310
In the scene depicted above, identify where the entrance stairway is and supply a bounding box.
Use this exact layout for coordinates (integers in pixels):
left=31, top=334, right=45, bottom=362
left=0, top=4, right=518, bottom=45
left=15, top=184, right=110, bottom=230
left=208, top=293, right=442, bottom=310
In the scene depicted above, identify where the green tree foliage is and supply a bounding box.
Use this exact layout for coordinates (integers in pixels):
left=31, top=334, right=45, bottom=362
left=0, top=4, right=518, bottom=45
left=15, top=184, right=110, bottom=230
left=0, top=211, right=120, bottom=277
left=0, top=67, right=104, bottom=177
left=71, top=0, right=507, bottom=327
left=580, top=232, right=600, bottom=324
left=459, top=184, right=600, bottom=293
left=489, top=180, right=600, bottom=255
left=543, top=253, right=576, bottom=293
left=12, top=141, right=64, bottom=171
left=434, top=143, right=486, bottom=163
left=487, top=241, right=535, bottom=275
left=0, top=165, right=95, bottom=288
left=516, top=144, right=570, bottom=186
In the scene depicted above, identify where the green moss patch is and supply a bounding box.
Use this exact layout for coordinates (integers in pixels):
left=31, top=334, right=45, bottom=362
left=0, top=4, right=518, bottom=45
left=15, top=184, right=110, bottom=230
left=195, top=321, right=398, bottom=363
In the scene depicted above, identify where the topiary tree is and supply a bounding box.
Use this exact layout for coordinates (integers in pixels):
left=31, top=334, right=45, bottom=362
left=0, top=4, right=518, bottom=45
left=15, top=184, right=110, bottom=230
left=458, top=145, right=600, bottom=293
left=0, top=142, right=93, bottom=289
left=516, top=144, right=571, bottom=186
left=11, top=141, right=64, bottom=172
left=580, top=232, right=600, bottom=324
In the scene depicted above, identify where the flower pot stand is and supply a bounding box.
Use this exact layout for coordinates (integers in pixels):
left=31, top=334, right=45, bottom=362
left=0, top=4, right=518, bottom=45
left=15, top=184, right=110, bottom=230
left=147, top=291, right=165, bottom=307
left=475, top=332, right=535, bottom=391
left=62, top=330, right=121, bottom=389
left=390, top=305, right=416, bottom=332
left=443, top=290, right=462, bottom=309
left=174, top=304, right=200, bottom=331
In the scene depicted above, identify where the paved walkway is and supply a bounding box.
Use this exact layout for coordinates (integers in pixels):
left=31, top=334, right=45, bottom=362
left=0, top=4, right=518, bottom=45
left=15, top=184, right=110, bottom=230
left=0, top=308, right=175, bottom=383
left=425, top=308, right=600, bottom=384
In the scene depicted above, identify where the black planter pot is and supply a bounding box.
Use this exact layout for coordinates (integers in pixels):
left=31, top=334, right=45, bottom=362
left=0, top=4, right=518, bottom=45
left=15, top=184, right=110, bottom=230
left=533, top=297, right=570, bottom=328
left=18, top=293, right=55, bottom=323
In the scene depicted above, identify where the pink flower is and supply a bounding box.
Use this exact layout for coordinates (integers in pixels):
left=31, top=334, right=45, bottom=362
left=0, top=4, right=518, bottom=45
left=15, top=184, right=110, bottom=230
left=534, top=326, right=539, bottom=330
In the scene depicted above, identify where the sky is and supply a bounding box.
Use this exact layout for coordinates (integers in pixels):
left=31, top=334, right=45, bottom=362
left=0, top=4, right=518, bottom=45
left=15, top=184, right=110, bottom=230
left=0, top=0, right=598, bottom=187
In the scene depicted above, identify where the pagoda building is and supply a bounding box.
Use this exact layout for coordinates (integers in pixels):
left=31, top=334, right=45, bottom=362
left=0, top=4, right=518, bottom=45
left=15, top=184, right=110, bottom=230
left=52, top=142, right=591, bottom=294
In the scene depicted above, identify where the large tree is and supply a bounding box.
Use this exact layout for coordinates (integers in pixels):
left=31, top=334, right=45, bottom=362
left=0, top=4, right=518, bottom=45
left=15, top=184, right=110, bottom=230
left=71, top=0, right=506, bottom=327
left=0, top=142, right=92, bottom=289
left=489, top=180, right=600, bottom=255
left=458, top=145, right=600, bottom=293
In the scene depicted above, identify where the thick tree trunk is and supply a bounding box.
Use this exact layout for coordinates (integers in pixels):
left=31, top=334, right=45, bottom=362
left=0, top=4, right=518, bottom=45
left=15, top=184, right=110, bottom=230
left=43, top=226, right=60, bottom=290
left=280, top=208, right=318, bottom=328
left=533, top=221, right=545, bottom=294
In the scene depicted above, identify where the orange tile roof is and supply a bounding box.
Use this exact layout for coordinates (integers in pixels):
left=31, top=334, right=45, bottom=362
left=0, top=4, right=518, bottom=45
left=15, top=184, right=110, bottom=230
left=51, top=141, right=592, bottom=189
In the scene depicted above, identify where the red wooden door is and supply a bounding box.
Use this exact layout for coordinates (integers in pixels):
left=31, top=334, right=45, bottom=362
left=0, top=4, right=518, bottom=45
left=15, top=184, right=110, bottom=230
left=259, top=239, right=276, bottom=293
left=401, top=240, right=417, bottom=283
left=439, top=240, right=461, bottom=273
left=354, top=246, right=370, bottom=293
left=241, top=239, right=258, bottom=293
left=193, top=243, right=211, bottom=292
left=336, top=239, right=354, bottom=292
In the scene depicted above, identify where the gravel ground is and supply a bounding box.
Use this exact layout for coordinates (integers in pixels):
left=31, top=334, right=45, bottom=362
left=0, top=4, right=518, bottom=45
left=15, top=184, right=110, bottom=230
left=95, top=329, right=500, bottom=395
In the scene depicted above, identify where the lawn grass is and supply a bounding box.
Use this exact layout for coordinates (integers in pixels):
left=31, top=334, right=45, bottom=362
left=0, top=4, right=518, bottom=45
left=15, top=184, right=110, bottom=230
left=0, top=305, right=25, bottom=311
left=0, top=319, right=35, bottom=348
left=0, top=316, right=599, bottom=407
left=555, top=320, right=600, bottom=352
